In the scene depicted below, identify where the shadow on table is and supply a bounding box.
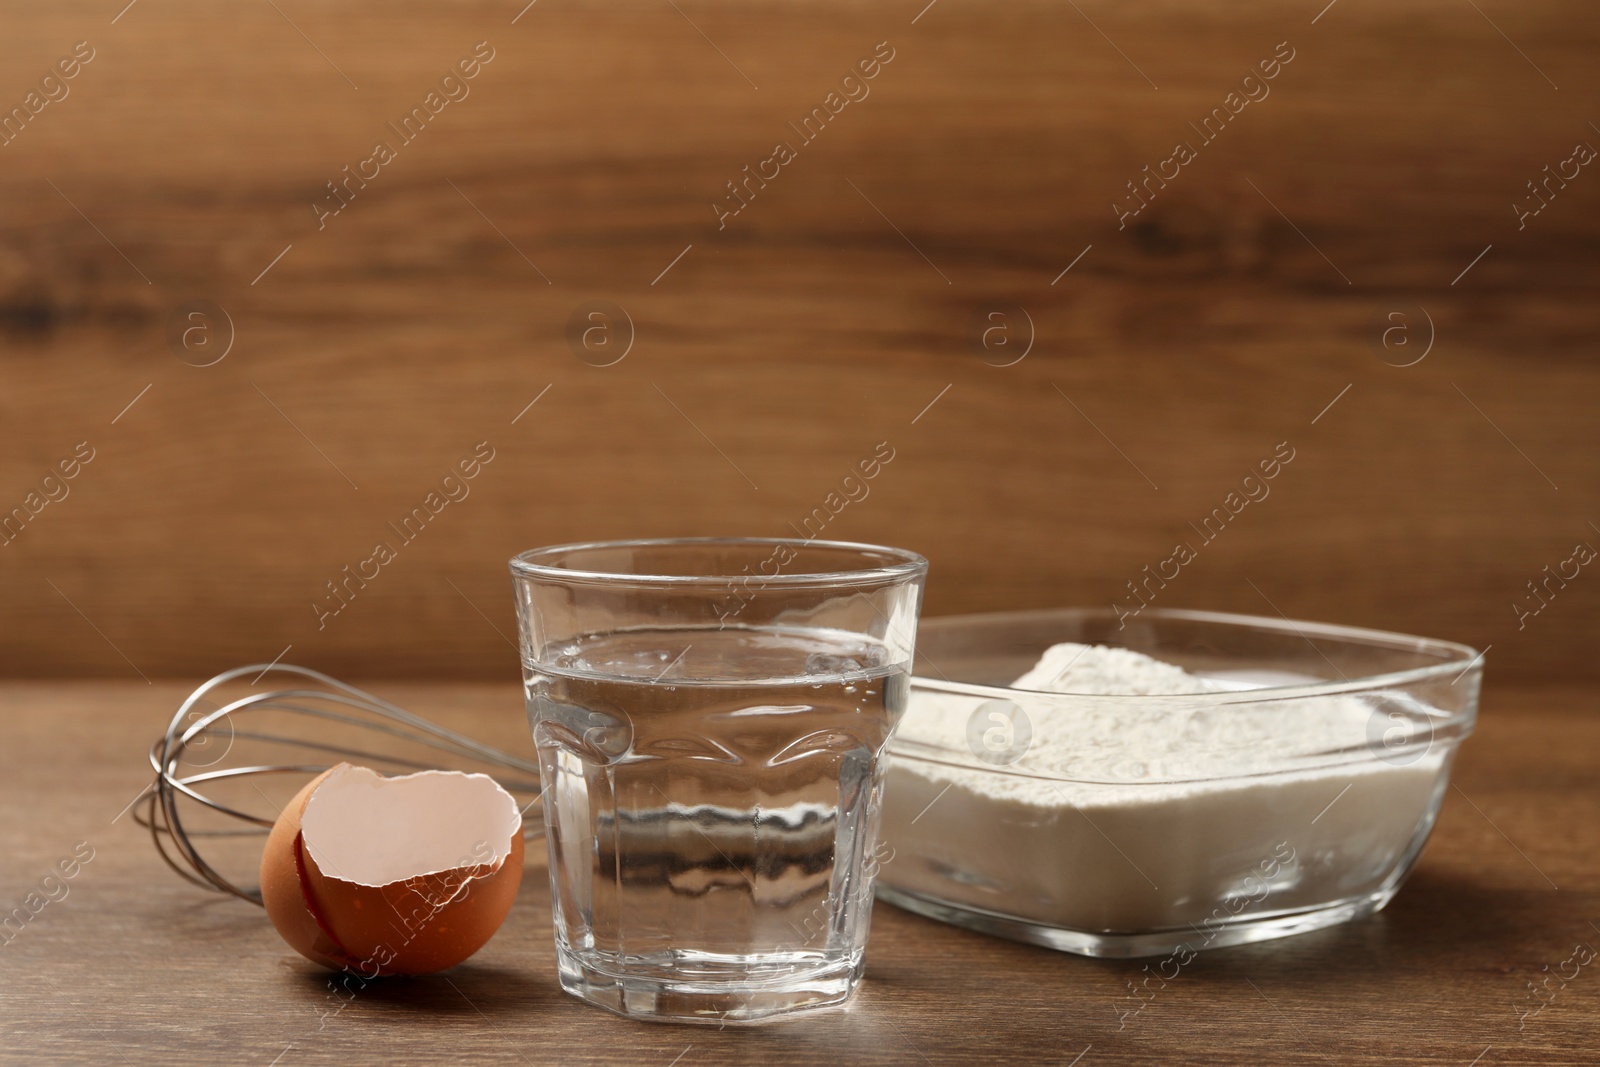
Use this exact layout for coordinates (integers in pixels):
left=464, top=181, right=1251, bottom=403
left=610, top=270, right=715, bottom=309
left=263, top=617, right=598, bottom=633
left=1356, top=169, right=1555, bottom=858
left=288, top=961, right=553, bottom=1017
left=1312, top=868, right=1550, bottom=955
left=1141, top=866, right=1559, bottom=981
left=877, top=865, right=1562, bottom=986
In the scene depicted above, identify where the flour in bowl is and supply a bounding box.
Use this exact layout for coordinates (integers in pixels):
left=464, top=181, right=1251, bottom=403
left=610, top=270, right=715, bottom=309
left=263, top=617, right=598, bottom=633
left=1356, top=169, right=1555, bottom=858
left=878, top=643, right=1451, bottom=945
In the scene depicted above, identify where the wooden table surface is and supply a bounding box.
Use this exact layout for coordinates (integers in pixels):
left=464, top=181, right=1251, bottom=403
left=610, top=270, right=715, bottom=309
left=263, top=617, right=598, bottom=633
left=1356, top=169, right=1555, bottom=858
left=1, top=679, right=1596, bottom=1066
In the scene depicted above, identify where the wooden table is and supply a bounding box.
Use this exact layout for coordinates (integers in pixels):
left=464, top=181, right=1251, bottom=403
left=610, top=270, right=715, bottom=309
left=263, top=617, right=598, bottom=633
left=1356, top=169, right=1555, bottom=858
left=2, top=680, right=1595, bottom=1066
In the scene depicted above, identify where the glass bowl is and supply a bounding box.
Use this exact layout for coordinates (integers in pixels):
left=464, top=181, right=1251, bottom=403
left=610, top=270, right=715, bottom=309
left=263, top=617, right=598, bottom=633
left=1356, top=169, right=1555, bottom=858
left=875, top=607, right=1482, bottom=958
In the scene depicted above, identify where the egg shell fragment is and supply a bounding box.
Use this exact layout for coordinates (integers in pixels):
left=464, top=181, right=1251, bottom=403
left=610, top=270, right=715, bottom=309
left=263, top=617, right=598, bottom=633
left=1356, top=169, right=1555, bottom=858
left=259, top=763, right=523, bottom=976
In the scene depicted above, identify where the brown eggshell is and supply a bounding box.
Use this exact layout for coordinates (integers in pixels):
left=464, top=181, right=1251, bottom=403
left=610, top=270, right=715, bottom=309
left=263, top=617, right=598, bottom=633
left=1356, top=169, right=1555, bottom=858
left=259, top=763, right=524, bottom=976
left=260, top=767, right=349, bottom=970
left=300, top=833, right=524, bottom=976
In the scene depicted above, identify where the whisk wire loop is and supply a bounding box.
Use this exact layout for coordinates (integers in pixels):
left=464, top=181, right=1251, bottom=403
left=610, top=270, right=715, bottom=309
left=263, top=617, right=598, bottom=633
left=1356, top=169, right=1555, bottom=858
left=141, top=664, right=544, bottom=904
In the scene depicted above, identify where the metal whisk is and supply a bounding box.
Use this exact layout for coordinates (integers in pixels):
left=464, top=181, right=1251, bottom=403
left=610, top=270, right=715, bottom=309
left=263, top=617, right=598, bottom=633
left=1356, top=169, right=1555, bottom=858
left=138, top=664, right=544, bottom=905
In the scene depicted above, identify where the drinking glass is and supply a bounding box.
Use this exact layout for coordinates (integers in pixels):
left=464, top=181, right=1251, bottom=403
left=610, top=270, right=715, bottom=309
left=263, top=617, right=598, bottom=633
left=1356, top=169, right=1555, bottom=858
left=509, top=537, right=927, bottom=1024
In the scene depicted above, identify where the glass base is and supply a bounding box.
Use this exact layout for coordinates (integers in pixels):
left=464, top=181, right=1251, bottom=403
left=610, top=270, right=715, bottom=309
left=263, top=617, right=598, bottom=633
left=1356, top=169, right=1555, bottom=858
left=875, top=884, right=1401, bottom=959
left=556, top=949, right=865, bottom=1025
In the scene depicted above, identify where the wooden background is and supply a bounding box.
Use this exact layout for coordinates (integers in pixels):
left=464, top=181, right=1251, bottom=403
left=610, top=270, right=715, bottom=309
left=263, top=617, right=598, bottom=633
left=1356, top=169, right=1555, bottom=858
left=1, top=0, right=1598, bottom=682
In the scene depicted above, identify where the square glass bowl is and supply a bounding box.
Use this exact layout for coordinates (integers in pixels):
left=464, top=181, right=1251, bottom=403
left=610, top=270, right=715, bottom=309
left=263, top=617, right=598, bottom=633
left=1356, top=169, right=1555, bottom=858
left=875, top=608, right=1481, bottom=958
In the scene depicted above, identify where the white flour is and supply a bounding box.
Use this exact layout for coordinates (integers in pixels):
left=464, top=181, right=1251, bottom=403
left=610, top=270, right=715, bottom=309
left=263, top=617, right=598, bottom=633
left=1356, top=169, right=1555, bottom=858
left=879, top=643, right=1449, bottom=937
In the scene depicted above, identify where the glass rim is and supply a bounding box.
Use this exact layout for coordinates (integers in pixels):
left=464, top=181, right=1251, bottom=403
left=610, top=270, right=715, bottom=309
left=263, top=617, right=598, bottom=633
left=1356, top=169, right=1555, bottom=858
left=508, top=536, right=928, bottom=587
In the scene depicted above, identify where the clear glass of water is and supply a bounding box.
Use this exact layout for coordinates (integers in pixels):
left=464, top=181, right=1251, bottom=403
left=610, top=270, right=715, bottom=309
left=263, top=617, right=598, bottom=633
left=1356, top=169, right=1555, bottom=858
left=509, top=538, right=927, bottom=1024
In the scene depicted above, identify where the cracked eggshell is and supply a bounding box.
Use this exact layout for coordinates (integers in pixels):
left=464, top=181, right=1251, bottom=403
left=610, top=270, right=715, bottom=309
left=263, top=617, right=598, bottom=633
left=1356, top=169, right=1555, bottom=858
left=259, top=763, right=523, bottom=976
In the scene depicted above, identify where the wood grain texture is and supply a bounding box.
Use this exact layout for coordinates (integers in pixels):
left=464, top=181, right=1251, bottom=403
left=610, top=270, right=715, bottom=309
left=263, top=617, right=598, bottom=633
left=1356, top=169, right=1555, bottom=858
left=0, top=1, right=1598, bottom=681
left=0, top=680, right=1595, bottom=1065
